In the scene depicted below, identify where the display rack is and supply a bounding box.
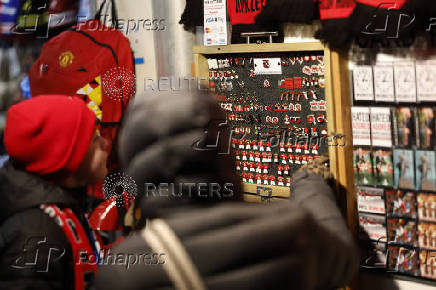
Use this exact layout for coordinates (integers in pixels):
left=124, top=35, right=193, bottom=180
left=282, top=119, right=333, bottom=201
left=192, top=43, right=354, bottom=207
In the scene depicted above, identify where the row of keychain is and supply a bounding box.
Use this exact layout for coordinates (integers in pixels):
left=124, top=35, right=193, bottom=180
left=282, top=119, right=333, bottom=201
left=278, top=77, right=324, bottom=89
left=241, top=172, right=292, bottom=187
left=213, top=77, right=322, bottom=91
left=221, top=100, right=327, bottom=113
left=281, top=55, right=324, bottom=67
left=236, top=162, right=292, bottom=175
left=226, top=111, right=327, bottom=126
left=231, top=123, right=328, bottom=137
left=209, top=55, right=324, bottom=70
left=209, top=57, right=253, bottom=69
left=235, top=152, right=320, bottom=165
left=219, top=93, right=258, bottom=104
left=233, top=139, right=320, bottom=153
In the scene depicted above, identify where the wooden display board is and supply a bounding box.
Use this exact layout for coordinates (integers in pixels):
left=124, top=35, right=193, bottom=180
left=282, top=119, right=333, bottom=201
left=192, top=42, right=351, bottom=201
left=193, top=42, right=356, bottom=290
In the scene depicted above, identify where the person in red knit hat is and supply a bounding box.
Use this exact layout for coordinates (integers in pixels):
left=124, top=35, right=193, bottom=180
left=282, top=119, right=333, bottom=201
left=0, top=95, right=108, bottom=290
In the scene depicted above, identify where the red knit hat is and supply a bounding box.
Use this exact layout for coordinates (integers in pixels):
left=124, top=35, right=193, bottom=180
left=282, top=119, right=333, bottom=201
left=4, top=95, right=96, bottom=177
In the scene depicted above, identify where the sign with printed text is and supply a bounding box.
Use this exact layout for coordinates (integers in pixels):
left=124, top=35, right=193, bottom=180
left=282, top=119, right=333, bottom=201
left=374, top=63, right=395, bottom=102
left=253, top=58, right=282, bottom=75
left=352, top=107, right=371, bottom=146
left=353, top=65, right=374, bottom=101
left=394, top=61, right=417, bottom=103
left=204, top=0, right=227, bottom=46
left=416, top=60, right=436, bottom=102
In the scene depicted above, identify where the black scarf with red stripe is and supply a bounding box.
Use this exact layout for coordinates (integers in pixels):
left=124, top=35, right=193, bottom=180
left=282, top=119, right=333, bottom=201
left=316, top=0, right=436, bottom=48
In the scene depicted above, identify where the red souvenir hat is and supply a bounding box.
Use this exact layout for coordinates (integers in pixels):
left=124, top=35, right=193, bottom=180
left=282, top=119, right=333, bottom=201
left=4, top=95, right=96, bottom=177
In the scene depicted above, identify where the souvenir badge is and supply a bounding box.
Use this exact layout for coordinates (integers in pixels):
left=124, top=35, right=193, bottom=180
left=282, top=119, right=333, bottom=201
left=321, top=129, right=328, bottom=137
left=249, top=151, right=255, bottom=162
left=303, top=144, right=310, bottom=154
left=319, top=78, right=325, bottom=88
left=284, top=164, right=290, bottom=175
left=231, top=138, right=237, bottom=148
left=286, top=176, right=291, bottom=186
left=307, top=114, right=315, bottom=125
left=294, top=77, right=302, bottom=89
left=263, top=163, right=269, bottom=174
left=249, top=162, right=255, bottom=172
left=280, top=142, right=285, bottom=152
left=311, top=55, right=317, bottom=62
left=304, top=56, right=310, bottom=62
left=252, top=140, right=258, bottom=151
left=242, top=172, right=247, bottom=182
left=302, top=155, right=308, bottom=165
left=287, top=143, right=293, bottom=153
left=236, top=161, right=241, bottom=171
left=248, top=173, right=254, bottom=183
left=317, top=55, right=324, bottom=64
left=296, top=57, right=304, bottom=65
left=245, top=139, right=251, bottom=149
left=295, top=144, right=302, bottom=153
left=281, top=154, right=288, bottom=164
left=288, top=154, right=294, bottom=164
left=278, top=176, right=285, bottom=186
left=256, top=173, right=262, bottom=184
left=255, top=163, right=262, bottom=173
left=274, top=153, right=279, bottom=163
left=303, top=66, right=312, bottom=76
left=269, top=175, right=276, bottom=186
left=277, top=165, right=283, bottom=175
left=263, top=174, right=269, bottom=185
left=238, top=139, right=245, bottom=149
left=294, top=155, right=300, bottom=165
left=264, top=79, right=271, bottom=88
left=266, top=141, right=272, bottom=152
left=289, top=57, right=296, bottom=65
left=235, top=150, right=240, bottom=160
left=317, top=114, right=325, bottom=123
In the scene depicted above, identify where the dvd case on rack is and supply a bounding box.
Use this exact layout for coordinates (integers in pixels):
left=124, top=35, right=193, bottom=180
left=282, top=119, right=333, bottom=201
left=418, top=193, right=436, bottom=222
left=373, top=150, right=394, bottom=187
left=354, top=148, right=373, bottom=186
left=357, top=186, right=386, bottom=214
left=417, top=107, right=435, bottom=149
left=393, top=149, right=415, bottom=190
left=370, top=107, right=392, bottom=147
left=415, top=150, right=436, bottom=192
left=385, top=190, right=417, bottom=219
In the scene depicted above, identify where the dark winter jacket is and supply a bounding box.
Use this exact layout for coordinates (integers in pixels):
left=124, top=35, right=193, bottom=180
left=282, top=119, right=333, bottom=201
left=0, top=161, right=89, bottom=290
left=94, top=89, right=360, bottom=290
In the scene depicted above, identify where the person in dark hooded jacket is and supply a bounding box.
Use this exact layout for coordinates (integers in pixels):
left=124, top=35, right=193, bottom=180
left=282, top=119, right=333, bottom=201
left=0, top=95, right=108, bottom=290
left=94, top=88, right=360, bottom=290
